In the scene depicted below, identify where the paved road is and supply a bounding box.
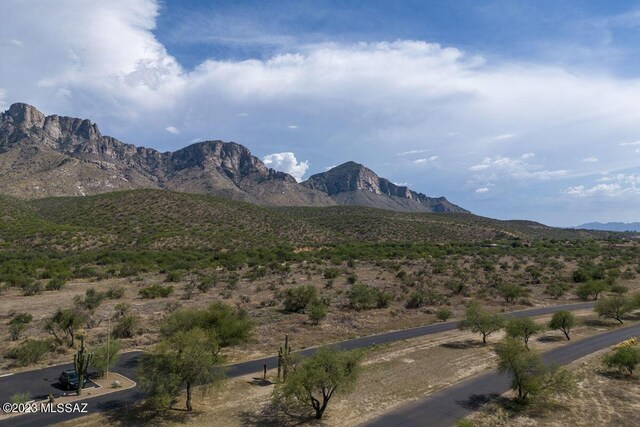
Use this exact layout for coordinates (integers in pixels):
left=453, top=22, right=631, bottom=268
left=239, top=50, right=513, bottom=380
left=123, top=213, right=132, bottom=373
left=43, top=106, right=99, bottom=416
left=365, top=322, right=640, bottom=427
left=0, top=301, right=595, bottom=426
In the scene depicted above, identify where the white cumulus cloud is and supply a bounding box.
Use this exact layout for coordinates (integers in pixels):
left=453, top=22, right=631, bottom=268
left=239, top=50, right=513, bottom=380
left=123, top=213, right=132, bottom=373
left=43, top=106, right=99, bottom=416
left=263, top=152, right=309, bottom=182
left=165, top=126, right=180, bottom=134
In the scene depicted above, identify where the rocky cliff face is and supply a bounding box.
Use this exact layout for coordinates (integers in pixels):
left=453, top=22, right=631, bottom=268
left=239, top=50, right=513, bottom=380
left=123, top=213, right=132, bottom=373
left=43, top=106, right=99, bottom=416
left=302, top=161, right=467, bottom=213
left=0, top=103, right=334, bottom=205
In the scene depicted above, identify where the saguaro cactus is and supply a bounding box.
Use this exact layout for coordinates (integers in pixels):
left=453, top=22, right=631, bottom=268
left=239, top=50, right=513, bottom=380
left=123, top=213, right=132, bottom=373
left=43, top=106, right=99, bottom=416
left=74, top=335, right=94, bottom=395
left=277, top=334, right=292, bottom=381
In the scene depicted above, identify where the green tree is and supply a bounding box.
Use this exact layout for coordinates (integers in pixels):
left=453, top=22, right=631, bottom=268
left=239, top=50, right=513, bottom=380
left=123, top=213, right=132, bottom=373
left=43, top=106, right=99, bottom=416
left=495, top=338, right=575, bottom=402
left=160, top=302, right=254, bottom=348
left=91, top=339, right=121, bottom=377
left=603, top=346, right=640, bottom=375
left=545, top=283, right=565, bottom=299
left=505, top=317, right=543, bottom=349
left=594, top=296, right=634, bottom=324
left=458, top=302, right=504, bottom=344
left=138, top=328, right=223, bottom=411
left=576, top=280, right=607, bottom=301
left=45, top=308, right=86, bottom=347
left=273, top=347, right=362, bottom=420
left=499, top=283, right=526, bottom=304
left=548, top=310, right=575, bottom=341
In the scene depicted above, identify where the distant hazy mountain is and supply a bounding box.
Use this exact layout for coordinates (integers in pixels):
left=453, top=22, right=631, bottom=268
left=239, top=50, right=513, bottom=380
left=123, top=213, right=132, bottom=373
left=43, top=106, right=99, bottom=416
left=575, top=222, right=640, bottom=232
left=0, top=103, right=466, bottom=213
left=301, top=161, right=467, bottom=213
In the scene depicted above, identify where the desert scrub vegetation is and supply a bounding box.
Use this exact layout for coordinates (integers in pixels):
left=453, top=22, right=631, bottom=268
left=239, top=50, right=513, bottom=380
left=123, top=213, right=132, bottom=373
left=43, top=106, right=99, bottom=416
left=347, top=283, right=391, bottom=310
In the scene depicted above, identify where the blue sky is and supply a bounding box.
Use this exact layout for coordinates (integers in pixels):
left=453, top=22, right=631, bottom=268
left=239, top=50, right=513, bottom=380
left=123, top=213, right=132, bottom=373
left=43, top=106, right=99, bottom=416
left=2, top=0, right=640, bottom=226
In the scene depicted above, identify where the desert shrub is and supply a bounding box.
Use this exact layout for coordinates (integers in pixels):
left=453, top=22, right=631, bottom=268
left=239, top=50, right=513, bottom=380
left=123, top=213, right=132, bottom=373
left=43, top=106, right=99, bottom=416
left=436, top=307, right=453, bottom=321
left=283, top=285, right=318, bottom=313
left=74, top=288, right=107, bottom=311
left=166, top=271, right=184, bottom=282
left=139, top=284, right=174, bottom=299
left=405, top=289, right=444, bottom=309
left=46, top=277, right=66, bottom=291
left=445, top=280, right=466, bottom=296
left=8, top=339, right=53, bottom=366
left=197, top=275, right=217, bottom=292
left=114, top=302, right=131, bottom=319
left=376, top=290, right=392, bottom=308
left=21, top=282, right=42, bottom=296
left=346, top=273, right=358, bottom=284
left=105, top=286, right=125, bottom=299
left=348, top=284, right=390, bottom=310
left=73, top=266, right=98, bottom=279
left=9, top=312, right=33, bottom=341
left=308, top=299, right=328, bottom=325
left=9, top=392, right=30, bottom=404
left=112, top=315, right=138, bottom=339
left=322, top=267, right=342, bottom=279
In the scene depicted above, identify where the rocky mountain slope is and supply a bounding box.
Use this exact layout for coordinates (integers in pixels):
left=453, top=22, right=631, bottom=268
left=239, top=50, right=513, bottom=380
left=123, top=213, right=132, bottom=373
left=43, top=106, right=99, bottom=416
left=302, top=161, right=467, bottom=213
left=0, top=103, right=333, bottom=206
left=0, top=103, right=464, bottom=212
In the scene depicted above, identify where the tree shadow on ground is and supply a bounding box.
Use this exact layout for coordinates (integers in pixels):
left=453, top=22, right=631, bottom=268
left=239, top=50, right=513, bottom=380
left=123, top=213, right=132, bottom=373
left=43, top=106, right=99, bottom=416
left=581, top=318, right=618, bottom=328
left=595, top=368, right=636, bottom=381
left=440, top=339, right=485, bottom=350
left=248, top=377, right=274, bottom=386
left=536, top=334, right=566, bottom=343
left=457, top=393, right=505, bottom=410
left=238, top=404, right=315, bottom=427
left=101, top=401, right=199, bottom=426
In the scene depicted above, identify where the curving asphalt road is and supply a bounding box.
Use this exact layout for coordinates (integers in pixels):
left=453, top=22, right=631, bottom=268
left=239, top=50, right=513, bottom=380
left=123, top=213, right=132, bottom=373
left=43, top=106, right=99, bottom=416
left=364, top=321, right=640, bottom=427
left=0, top=301, right=595, bottom=426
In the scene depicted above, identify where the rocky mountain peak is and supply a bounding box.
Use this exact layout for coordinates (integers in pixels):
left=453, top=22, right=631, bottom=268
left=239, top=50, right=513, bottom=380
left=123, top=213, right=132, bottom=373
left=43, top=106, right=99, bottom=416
left=6, top=102, right=46, bottom=128
left=301, top=161, right=468, bottom=213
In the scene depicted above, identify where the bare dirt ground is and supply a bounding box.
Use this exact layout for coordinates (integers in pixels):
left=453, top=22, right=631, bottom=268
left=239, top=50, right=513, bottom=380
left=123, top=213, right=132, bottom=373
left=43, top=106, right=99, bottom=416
left=4, top=257, right=639, bottom=372
left=465, top=345, right=640, bottom=427
left=56, top=310, right=636, bottom=427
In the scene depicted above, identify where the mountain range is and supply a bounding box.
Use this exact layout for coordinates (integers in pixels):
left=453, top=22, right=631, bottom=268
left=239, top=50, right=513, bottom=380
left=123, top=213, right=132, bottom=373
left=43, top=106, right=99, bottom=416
left=575, top=222, right=640, bottom=232
left=0, top=103, right=466, bottom=213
